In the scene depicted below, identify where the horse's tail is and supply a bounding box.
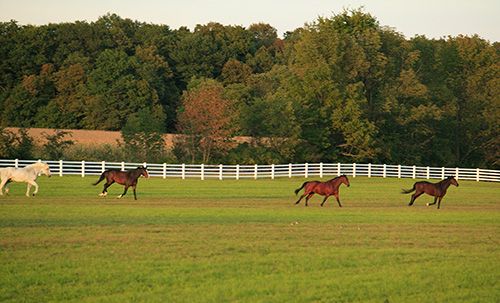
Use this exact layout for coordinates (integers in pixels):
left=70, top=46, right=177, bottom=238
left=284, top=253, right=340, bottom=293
left=295, top=182, right=309, bottom=195
left=91, top=172, right=107, bottom=186
left=401, top=184, right=416, bottom=194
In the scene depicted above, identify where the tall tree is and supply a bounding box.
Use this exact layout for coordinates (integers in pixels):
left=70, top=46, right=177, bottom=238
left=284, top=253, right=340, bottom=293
left=439, top=35, right=500, bottom=166
left=121, top=108, right=166, bottom=162
left=177, top=79, right=237, bottom=163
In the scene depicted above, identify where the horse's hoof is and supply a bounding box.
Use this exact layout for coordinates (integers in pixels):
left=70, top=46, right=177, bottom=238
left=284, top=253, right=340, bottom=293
left=117, top=195, right=122, bottom=199
left=426, top=203, right=430, bottom=206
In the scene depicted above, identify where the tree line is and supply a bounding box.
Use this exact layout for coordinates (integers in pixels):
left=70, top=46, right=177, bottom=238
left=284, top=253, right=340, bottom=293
left=1, top=8, right=499, bottom=168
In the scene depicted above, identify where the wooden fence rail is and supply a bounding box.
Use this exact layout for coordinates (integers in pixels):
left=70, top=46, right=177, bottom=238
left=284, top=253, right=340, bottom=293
left=1, top=159, right=499, bottom=182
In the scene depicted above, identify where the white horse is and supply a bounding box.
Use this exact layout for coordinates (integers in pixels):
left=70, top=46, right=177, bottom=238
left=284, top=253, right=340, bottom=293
left=0, top=162, right=52, bottom=196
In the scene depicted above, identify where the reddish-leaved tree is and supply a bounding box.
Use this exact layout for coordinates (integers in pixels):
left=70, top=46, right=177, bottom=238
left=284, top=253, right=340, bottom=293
left=177, top=80, right=237, bottom=163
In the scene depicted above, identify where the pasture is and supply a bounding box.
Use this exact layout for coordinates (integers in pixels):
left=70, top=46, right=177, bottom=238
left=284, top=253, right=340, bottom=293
left=0, top=175, right=499, bottom=302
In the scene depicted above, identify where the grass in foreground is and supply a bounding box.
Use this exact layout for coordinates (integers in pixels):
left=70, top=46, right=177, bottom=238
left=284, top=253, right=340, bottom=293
left=0, top=176, right=499, bottom=302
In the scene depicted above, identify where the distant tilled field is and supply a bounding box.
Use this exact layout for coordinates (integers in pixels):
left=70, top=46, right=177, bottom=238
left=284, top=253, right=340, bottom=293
left=6, top=127, right=123, bottom=145
left=5, top=127, right=178, bottom=147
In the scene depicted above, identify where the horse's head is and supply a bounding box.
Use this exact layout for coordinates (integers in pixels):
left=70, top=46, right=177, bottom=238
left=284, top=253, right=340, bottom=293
left=448, top=176, right=459, bottom=187
left=140, top=166, right=150, bottom=179
left=341, top=174, right=350, bottom=187
left=37, top=162, right=52, bottom=178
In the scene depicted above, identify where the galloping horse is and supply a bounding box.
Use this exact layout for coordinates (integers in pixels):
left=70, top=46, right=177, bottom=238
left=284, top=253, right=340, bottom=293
left=402, top=176, right=459, bottom=209
left=0, top=162, right=52, bottom=196
left=92, top=166, right=149, bottom=200
left=294, top=175, right=350, bottom=207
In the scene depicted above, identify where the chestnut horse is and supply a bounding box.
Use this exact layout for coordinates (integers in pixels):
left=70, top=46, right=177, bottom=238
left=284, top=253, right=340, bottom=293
left=92, top=166, right=149, bottom=200
left=294, top=175, right=350, bottom=207
left=402, top=176, right=459, bottom=209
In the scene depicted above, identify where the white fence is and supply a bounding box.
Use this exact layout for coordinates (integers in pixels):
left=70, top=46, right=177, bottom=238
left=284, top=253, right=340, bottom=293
left=1, top=159, right=500, bottom=182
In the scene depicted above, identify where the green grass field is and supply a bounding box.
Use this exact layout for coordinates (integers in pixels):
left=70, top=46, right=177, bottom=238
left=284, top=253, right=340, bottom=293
left=1, top=175, right=499, bottom=302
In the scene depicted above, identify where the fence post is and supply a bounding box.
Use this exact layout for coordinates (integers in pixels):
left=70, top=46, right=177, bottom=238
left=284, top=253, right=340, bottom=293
left=426, top=166, right=430, bottom=179
left=412, top=165, right=416, bottom=179
left=254, top=164, right=258, bottom=179
left=271, top=164, right=275, bottom=180
left=219, top=164, right=223, bottom=180
left=305, top=163, right=308, bottom=178
left=320, top=162, right=323, bottom=178
left=59, top=160, right=63, bottom=177
left=337, top=163, right=341, bottom=176
left=163, top=163, right=167, bottom=179
left=383, top=164, right=387, bottom=178
left=101, top=161, right=105, bottom=173
left=288, top=163, right=292, bottom=178
left=398, top=165, right=401, bottom=178
left=368, top=163, right=371, bottom=178
left=182, top=164, right=185, bottom=180
left=15, top=159, right=18, bottom=168
left=476, top=168, right=480, bottom=182
left=455, top=167, right=459, bottom=180
left=441, top=167, right=445, bottom=179
left=121, top=162, right=125, bottom=171
left=81, top=160, right=85, bottom=177
left=353, top=163, right=356, bottom=178
left=201, top=164, right=204, bottom=180
left=236, top=164, right=239, bottom=180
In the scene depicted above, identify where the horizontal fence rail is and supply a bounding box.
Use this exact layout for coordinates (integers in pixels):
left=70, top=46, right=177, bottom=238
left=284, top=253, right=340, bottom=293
left=1, top=159, right=500, bottom=182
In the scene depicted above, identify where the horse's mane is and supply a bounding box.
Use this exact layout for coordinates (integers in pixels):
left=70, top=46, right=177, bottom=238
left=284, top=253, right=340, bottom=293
left=329, top=174, right=347, bottom=181
left=440, top=176, right=455, bottom=182
left=27, top=162, right=48, bottom=169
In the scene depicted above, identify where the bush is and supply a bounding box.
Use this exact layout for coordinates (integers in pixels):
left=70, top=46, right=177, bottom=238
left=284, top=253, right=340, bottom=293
left=0, top=128, right=35, bottom=159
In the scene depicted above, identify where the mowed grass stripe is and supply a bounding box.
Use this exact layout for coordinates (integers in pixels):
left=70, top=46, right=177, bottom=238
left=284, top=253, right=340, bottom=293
left=1, top=176, right=499, bottom=302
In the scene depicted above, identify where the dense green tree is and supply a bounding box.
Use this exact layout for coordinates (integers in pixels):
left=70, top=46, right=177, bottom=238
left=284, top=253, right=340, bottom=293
left=121, top=108, right=166, bottom=162
left=438, top=35, right=500, bottom=167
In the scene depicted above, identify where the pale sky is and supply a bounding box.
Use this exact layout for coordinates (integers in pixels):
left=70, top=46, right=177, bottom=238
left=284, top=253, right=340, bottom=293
left=1, top=0, right=499, bottom=42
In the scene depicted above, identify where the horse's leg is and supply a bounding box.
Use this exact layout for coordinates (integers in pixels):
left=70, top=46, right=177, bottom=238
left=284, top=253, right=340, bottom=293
left=99, top=181, right=114, bottom=197
left=117, top=185, right=129, bottom=199
left=320, top=195, right=330, bottom=207
left=409, top=191, right=423, bottom=206
left=295, top=193, right=307, bottom=205
left=305, top=193, right=314, bottom=206
left=132, top=185, right=137, bottom=200
left=0, top=179, right=6, bottom=195
left=437, top=197, right=443, bottom=209
left=3, top=180, right=11, bottom=195
left=25, top=181, right=39, bottom=196
left=333, top=193, right=342, bottom=207
left=427, top=196, right=438, bottom=206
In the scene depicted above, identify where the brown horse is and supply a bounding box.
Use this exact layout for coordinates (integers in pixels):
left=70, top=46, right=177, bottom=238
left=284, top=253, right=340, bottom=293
left=92, top=166, right=149, bottom=200
left=294, top=175, right=350, bottom=207
left=402, top=176, right=459, bottom=209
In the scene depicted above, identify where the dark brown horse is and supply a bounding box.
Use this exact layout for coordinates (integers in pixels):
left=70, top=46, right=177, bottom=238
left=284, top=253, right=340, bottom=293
left=402, top=176, right=459, bottom=209
left=294, top=175, right=350, bottom=207
left=92, top=166, right=149, bottom=200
